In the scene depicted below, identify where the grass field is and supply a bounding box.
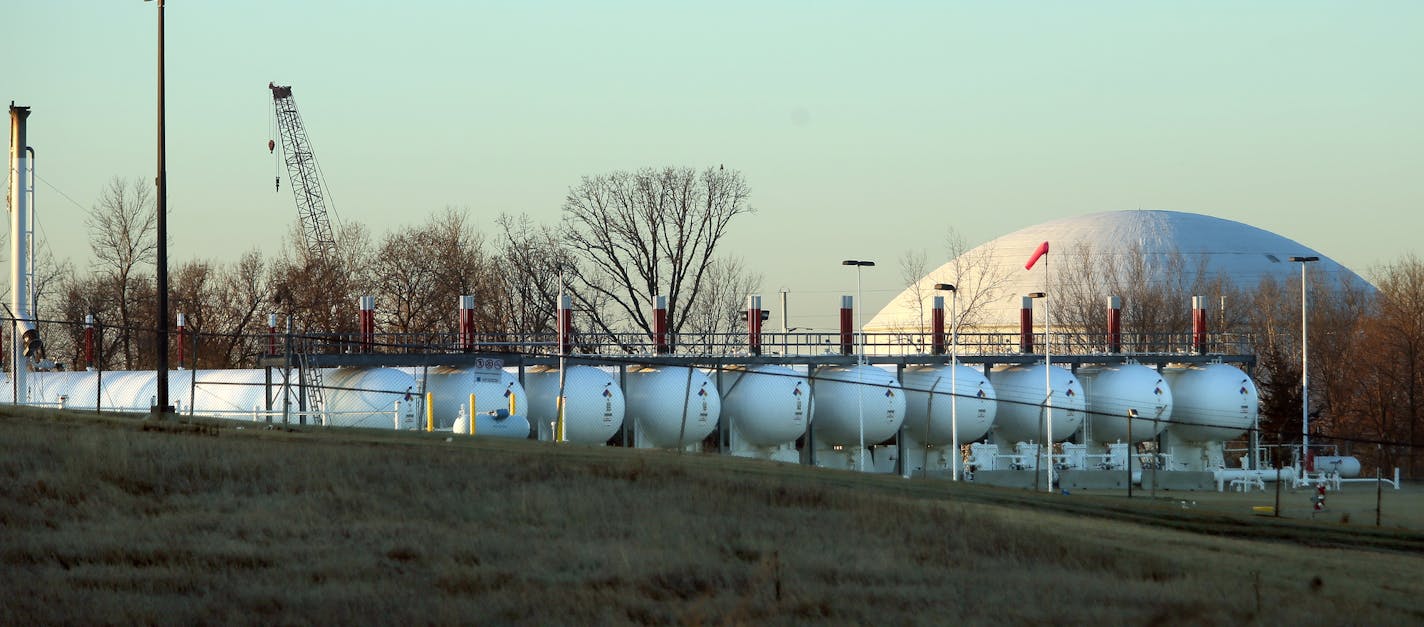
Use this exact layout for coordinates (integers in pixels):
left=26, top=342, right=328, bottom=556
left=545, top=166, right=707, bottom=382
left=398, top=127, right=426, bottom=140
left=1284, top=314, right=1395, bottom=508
left=3, top=407, right=1423, bottom=625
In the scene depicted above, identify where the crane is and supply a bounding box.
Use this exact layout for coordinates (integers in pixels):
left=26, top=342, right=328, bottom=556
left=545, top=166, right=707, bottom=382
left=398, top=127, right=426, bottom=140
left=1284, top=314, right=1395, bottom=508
left=269, top=82, right=338, bottom=262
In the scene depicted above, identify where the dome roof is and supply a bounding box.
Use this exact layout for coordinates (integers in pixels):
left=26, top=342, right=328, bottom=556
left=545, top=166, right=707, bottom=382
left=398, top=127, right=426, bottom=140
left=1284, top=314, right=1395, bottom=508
left=868, top=210, right=1372, bottom=332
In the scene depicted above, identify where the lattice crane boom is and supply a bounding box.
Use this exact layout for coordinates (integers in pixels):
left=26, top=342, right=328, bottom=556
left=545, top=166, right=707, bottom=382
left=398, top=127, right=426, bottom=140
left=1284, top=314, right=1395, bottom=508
left=269, top=82, right=338, bottom=262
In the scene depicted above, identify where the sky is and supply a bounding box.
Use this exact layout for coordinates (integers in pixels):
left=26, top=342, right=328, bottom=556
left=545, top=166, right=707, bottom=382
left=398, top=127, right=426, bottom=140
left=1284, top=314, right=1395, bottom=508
left=6, top=1, right=1422, bottom=331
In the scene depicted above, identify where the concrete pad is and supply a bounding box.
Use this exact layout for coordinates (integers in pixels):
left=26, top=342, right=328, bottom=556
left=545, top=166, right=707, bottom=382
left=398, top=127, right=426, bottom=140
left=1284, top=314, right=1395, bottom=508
left=1147, top=470, right=1216, bottom=491
left=1060, top=470, right=1131, bottom=490
left=972, top=469, right=1040, bottom=489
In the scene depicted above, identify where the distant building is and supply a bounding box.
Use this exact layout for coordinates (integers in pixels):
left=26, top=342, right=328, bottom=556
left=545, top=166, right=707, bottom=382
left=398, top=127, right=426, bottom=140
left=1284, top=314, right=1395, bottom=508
left=868, top=210, right=1373, bottom=335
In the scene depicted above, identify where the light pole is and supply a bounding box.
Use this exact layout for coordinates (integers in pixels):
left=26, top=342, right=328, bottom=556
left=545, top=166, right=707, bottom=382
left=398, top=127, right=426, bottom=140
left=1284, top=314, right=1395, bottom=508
left=1289, top=255, right=1319, bottom=473
left=934, top=283, right=959, bottom=480
left=145, top=0, right=173, bottom=419
left=843, top=259, right=875, bottom=471
left=1027, top=291, right=1052, bottom=491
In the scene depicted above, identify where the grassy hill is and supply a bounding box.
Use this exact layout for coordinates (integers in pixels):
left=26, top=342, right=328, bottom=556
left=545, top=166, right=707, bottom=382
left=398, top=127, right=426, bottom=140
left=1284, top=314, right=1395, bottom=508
left=2, top=407, right=1422, bottom=624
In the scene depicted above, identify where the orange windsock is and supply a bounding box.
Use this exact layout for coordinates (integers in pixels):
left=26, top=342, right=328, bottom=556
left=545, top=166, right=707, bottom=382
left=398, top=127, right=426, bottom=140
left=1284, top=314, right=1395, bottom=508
left=1025, top=241, right=1049, bottom=270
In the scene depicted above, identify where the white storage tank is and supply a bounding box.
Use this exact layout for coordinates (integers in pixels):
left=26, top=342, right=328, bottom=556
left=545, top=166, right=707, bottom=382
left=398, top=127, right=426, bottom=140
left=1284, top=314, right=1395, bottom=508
left=524, top=366, right=625, bottom=444
left=1163, top=363, right=1257, bottom=442
left=408, top=366, right=529, bottom=436
left=27, top=370, right=116, bottom=409
left=717, top=365, right=808, bottom=448
left=185, top=369, right=280, bottom=417
left=322, top=367, right=419, bottom=429
left=625, top=366, right=720, bottom=448
left=989, top=364, right=1085, bottom=444
left=1311, top=455, right=1362, bottom=478
left=810, top=364, right=905, bottom=446
left=900, top=364, right=996, bottom=445
left=79, top=370, right=165, bottom=411
left=1079, top=363, right=1173, bottom=443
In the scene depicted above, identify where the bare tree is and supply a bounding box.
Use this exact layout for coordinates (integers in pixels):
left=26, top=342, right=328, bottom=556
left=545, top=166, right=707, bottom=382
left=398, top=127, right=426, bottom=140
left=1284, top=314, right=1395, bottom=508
left=52, top=271, right=121, bottom=370
left=87, top=176, right=156, bottom=369
left=1052, top=240, right=1245, bottom=352
left=894, top=248, right=931, bottom=345
left=170, top=259, right=216, bottom=368
left=207, top=250, right=271, bottom=367
left=269, top=221, right=371, bottom=339
left=557, top=166, right=753, bottom=347
left=683, top=256, right=763, bottom=340
left=494, top=213, right=574, bottom=338
left=370, top=208, right=493, bottom=339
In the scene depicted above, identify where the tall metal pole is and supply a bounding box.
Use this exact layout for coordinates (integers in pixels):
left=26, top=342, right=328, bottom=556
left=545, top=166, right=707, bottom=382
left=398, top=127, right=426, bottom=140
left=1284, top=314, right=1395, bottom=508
left=151, top=0, right=173, bottom=419
left=1045, top=253, right=1053, bottom=492
left=1290, top=256, right=1318, bottom=472
left=1301, top=262, right=1308, bottom=469
left=843, top=259, right=874, bottom=472
left=855, top=265, right=864, bottom=471
left=950, top=288, right=959, bottom=481
left=9, top=104, right=31, bottom=402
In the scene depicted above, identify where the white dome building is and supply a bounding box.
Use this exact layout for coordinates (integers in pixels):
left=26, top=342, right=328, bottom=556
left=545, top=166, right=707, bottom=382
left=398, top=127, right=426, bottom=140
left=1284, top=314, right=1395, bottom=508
left=869, top=210, right=1371, bottom=334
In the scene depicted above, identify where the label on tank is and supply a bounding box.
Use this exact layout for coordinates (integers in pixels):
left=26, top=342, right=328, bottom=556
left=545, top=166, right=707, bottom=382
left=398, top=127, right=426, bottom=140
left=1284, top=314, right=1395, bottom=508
left=603, top=385, right=614, bottom=421
left=698, top=384, right=709, bottom=421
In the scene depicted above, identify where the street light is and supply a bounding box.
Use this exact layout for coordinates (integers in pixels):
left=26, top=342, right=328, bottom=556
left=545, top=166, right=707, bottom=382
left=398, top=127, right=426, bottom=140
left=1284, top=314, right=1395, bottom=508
left=145, top=0, right=174, bottom=420
left=842, top=259, right=875, bottom=471
left=1026, top=291, right=1052, bottom=491
left=1289, top=255, right=1319, bottom=474
left=934, top=283, right=959, bottom=480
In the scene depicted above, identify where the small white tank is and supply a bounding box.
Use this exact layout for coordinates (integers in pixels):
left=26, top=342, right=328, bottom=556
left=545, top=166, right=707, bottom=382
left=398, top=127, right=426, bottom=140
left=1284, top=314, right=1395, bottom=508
left=989, top=364, right=1085, bottom=444
left=900, top=364, right=997, bottom=445
left=1079, top=363, right=1173, bottom=443
left=625, top=366, right=720, bottom=448
left=810, top=364, right=905, bottom=447
left=524, top=366, right=625, bottom=444
left=1311, top=455, right=1362, bottom=478
left=1163, top=363, right=1257, bottom=442
left=717, top=365, right=808, bottom=447
left=452, top=407, right=531, bottom=439
left=323, top=367, right=420, bottom=429
left=408, top=366, right=529, bottom=435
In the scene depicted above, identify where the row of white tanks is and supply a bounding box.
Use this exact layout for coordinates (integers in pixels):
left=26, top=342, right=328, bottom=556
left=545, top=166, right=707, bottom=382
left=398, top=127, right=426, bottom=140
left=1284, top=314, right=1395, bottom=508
left=8, top=360, right=1261, bottom=465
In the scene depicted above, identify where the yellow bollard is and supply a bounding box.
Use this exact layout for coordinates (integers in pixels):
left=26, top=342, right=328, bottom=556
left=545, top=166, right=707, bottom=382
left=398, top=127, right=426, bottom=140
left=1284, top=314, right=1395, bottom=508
left=555, top=395, right=566, bottom=443
left=508, top=390, right=517, bottom=417
left=426, top=392, right=434, bottom=432
left=469, top=393, right=476, bottom=435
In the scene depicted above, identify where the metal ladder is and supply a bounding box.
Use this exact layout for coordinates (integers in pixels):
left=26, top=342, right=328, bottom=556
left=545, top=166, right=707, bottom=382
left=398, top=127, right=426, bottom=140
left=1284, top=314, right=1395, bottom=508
left=298, top=349, right=327, bottom=426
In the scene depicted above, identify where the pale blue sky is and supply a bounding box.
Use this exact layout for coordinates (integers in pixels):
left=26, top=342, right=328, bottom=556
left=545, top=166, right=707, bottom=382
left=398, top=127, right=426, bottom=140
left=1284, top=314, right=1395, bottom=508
left=7, top=1, right=1422, bottom=329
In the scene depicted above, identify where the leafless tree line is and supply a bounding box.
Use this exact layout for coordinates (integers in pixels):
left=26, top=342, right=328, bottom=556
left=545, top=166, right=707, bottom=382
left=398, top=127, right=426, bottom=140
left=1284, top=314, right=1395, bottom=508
left=25, top=167, right=760, bottom=370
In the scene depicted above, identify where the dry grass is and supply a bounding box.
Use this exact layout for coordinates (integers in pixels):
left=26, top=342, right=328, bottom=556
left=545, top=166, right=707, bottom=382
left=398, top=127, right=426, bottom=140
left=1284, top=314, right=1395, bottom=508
left=2, top=407, right=1423, bottom=625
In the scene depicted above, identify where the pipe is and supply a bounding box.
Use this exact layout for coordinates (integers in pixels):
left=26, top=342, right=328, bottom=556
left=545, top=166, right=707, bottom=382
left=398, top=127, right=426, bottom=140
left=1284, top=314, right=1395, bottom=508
left=747, top=294, right=762, bottom=356
left=839, top=295, right=853, bottom=355
left=176, top=312, right=186, bottom=369
left=1107, top=296, right=1121, bottom=353
left=267, top=313, right=279, bottom=357
left=84, top=315, right=96, bottom=370
left=1018, top=296, right=1033, bottom=354
left=653, top=294, right=668, bottom=354
left=1192, top=295, right=1206, bottom=354
left=458, top=295, right=476, bottom=352
left=558, top=294, right=573, bottom=354
left=358, top=296, right=376, bottom=353
left=930, top=295, right=945, bottom=355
